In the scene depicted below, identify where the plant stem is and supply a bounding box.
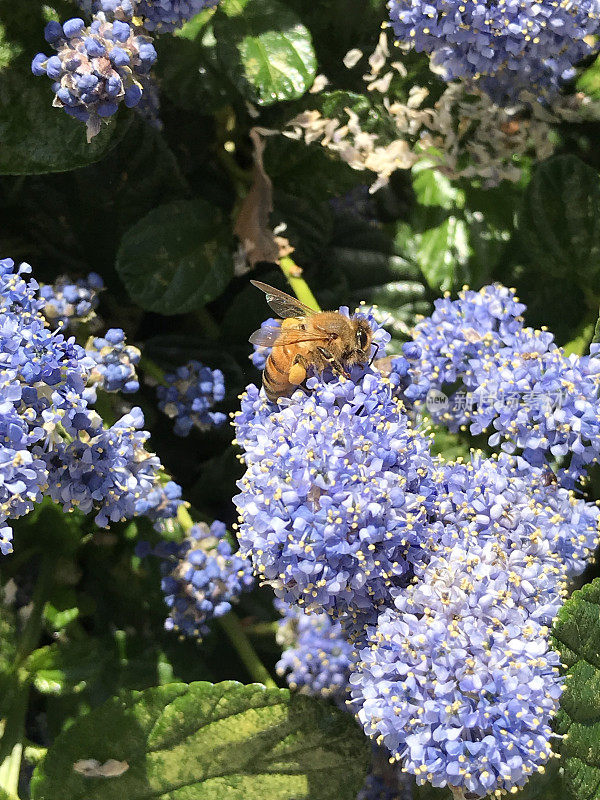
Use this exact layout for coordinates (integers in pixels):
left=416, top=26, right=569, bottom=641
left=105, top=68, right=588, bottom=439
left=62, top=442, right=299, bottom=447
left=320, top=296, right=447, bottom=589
left=218, top=613, right=277, bottom=689
left=279, top=256, right=321, bottom=311
left=0, top=554, right=55, bottom=795
left=140, top=356, right=166, bottom=385
left=15, top=555, right=54, bottom=669
left=217, top=148, right=253, bottom=187
left=246, top=621, right=279, bottom=637
left=196, top=306, right=221, bottom=340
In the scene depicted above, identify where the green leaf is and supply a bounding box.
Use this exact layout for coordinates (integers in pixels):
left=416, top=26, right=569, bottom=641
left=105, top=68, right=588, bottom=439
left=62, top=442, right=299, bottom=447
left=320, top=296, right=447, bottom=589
left=44, top=590, right=80, bottom=632
left=593, top=309, right=600, bottom=345
left=577, top=53, right=600, bottom=99
left=413, top=216, right=470, bottom=292
left=518, top=155, right=600, bottom=294
left=0, top=2, right=129, bottom=175
left=552, top=578, right=600, bottom=800
left=31, top=681, right=369, bottom=800
left=405, top=164, right=469, bottom=292
left=116, top=200, right=234, bottom=315
left=214, top=0, right=317, bottom=105
left=413, top=163, right=463, bottom=211
left=26, top=639, right=109, bottom=696
left=157, top=23, right=235, bottom=112
left=399, top=163, right=512, bottom=291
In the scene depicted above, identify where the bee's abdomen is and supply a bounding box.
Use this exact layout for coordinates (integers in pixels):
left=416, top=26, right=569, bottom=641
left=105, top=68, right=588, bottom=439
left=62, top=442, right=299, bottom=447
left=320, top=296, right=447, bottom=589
left=263, top=347, right=293, bottom=401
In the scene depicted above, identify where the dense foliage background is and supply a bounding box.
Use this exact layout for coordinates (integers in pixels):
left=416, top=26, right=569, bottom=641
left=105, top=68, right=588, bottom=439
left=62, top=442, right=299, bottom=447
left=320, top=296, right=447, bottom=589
left=1, top=1, right=600, bottom=799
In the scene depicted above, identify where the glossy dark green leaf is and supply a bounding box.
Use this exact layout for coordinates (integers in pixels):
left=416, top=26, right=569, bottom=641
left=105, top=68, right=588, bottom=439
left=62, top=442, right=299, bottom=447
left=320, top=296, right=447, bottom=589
left=399, top=164, right=511, bottom=291
left=116, top=200, right=234, bottom=315
left=214, top=0, right=317, bottom=105
left=518, top=155, right=600, bottom=290
left=552, top=579, right=600, bottom=800
left=31, top=681, right=369, bottom=800
left=157, top=23, right=235, bottom=112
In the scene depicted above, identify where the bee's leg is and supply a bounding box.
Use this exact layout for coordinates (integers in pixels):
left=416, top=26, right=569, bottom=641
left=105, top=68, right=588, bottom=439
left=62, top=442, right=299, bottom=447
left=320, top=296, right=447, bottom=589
left=368, top=343, right=380, bottom=367
left=289, top=354, right=308, bottom=386
left=317, top=347, right=349, bottom=378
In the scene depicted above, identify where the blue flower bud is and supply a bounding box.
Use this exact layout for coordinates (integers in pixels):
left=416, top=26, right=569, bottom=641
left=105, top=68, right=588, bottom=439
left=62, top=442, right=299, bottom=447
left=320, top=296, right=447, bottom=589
left=44, top=20, right=64, bottom=43
left=62, top=17, right=86, bottom=38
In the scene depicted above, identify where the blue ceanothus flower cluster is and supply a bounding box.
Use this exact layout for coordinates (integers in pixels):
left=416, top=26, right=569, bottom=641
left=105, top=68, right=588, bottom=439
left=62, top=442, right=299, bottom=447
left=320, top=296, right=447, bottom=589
left=32, top=15, right=157, bottom=140
left=86, top=328, right=141, bottom=395
left=33, top=1, right=220, bottom=136
left=87, top=0, right=219, bottom=31
left=234, top=296, right=600, bottom=797
left=138, top=520, right=254, bottom=638
left=157, top=360, right=226, bottom=437
left=275, top=600, right=353, bottom=704
left=275, top=602, right=413, bottom=800
left=39, top=272, right=104, bottom=331
left=404, top=284, right=600, bottom=487
left=0, top=257, right=182, bottom=553
left=388, top=0, right=600, bottom=103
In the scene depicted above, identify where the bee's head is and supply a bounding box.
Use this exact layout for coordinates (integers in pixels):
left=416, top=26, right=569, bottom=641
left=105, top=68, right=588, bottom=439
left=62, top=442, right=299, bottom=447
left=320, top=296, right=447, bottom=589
left=346, top=317, right=373, bottom=364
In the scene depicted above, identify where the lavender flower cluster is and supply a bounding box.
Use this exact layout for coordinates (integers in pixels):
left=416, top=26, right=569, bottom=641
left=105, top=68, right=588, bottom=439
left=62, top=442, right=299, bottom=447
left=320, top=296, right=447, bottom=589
left=39, top=272, right=103, bottom=331
left=139, top=520, right=254, bottom=638
left=388, top=0, right=600, bottom=104
left=234, top=294, right=600, bottom=797
left=157, top=360, right=226, bottom=437
left=86, top=327, right=141, bottom=395
left=405, top=284, right=600, bottom=487
left=32, top=15, right=157, bottom=140
left=33, top=1, right=220, bottom=136
left=275, top=600, right=353, bottom=704
left=135, top=0, right=220, bottom=33
left=0, top=256, right=181, bottom=553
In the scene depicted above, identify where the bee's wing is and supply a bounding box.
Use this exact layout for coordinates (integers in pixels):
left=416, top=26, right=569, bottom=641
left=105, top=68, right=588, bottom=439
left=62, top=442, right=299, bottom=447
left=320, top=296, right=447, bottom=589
left=250, top=280, right=318, bottom=318
left=249, top=326, right=329, bottom=347
left=249, top=327, right=284, bottom=347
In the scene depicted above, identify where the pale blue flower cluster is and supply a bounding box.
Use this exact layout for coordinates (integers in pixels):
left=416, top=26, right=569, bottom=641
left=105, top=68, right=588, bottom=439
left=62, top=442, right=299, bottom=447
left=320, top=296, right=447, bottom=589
left=388, top=0, right=600, bottom=103
left=406, top=284, right=600, bottom=486
left=86, top=328, right=141, bottom=395
left=275, top=601, right=353, bottom=703
left=234, top=370, right=437, bottom=624
left=139, top=520, right=254, bottom=638
left=349, top=454, right=579, bottom=796
left=157, top=360, right=226, bottom=437
left=32, top=14, right=157, bottom=139
left=39, top=272, right=103, bottom=331
left=0, top=257, right=181, bottom=550
left=136, top=0, right=220, bottom=32
left=85, top=0, right=219, bottom=31
left=235, top=292, right=600, bottom=797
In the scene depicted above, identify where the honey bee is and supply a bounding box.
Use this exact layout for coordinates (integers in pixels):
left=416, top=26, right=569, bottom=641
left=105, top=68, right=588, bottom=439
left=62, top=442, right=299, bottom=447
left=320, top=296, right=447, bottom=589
left=249, top=280, right=374, bottom=401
